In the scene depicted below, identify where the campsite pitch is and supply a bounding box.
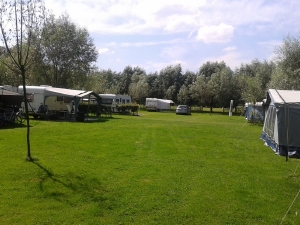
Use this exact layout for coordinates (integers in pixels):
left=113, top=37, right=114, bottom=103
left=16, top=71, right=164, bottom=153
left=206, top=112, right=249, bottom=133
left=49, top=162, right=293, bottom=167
left=1, top=112, right=300, bottom=224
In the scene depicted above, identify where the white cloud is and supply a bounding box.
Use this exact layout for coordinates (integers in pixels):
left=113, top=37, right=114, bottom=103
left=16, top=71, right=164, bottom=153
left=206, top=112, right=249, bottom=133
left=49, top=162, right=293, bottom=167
left=196, top=23, right=234, bottom=43
left=98, top=48, right=110, bottom=54
left=223, top=46, right=237, bottom=52
left=160, top=45, right=187, bottom=60
left=201, top=51, right=246, bottom=70
left=44, top=0, right=300, bottom=36
left=44, top=0, right=300, bottom=73
left=120, top=39, right=183, bottom=47
left=144, top=59, right=187, bottom=74
left=258, top=39, right=282, bottom=61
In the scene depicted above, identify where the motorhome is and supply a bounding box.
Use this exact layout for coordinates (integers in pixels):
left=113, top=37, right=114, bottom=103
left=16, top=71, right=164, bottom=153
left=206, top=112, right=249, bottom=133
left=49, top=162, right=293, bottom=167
left=99, top=94, right=132, bottom=112
left=145, top=98, right=174, bottom=111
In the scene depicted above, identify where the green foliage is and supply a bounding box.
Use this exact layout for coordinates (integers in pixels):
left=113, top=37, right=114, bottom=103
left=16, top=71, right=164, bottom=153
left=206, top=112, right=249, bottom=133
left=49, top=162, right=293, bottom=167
left=272, top=33, right=300, bottom=90
left=238, top=59, right=275, bottom=103
left=116, top=103, right=139, bottom=114
left=35, top=13, right=98, bottom=88
left=129, top=72, right=149, bottom=104
left=1, top=113, right=300, bottom=224
left=177, top=85, right=190, bottom=105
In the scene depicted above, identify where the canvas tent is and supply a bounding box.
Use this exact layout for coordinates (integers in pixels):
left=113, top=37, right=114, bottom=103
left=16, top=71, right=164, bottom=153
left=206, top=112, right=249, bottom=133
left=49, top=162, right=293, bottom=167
left=245, top=102, right=264, bottom=122
left=261, top=89, right=300, bottom=158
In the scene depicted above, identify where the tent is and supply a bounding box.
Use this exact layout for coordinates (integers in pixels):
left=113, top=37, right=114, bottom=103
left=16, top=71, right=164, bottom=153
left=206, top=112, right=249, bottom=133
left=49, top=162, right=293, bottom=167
left=261, top=89, right=300, bottom=158
left=0, top=87, right=23, bottom=110
left=245, top=102, right=264, bottom=123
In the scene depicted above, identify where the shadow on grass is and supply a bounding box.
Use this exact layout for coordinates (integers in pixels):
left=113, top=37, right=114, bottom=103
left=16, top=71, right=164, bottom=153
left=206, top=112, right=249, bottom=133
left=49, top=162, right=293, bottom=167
left=0, top=122, right=29, bottom=129
left=195, top=111, right=243, bottom=116
left=31, top=161, right=109, bottom=206
left=28, top=117, right=121, bottom=125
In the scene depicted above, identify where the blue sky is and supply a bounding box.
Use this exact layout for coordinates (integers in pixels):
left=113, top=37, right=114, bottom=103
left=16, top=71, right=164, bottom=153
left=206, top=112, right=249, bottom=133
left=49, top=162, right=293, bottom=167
left=44, top=0, right=300, bottom=73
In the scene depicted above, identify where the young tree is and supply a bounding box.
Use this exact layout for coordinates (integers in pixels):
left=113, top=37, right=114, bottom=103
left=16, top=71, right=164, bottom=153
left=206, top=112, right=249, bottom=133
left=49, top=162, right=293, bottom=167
left=0, top=0, right=46, bottom=160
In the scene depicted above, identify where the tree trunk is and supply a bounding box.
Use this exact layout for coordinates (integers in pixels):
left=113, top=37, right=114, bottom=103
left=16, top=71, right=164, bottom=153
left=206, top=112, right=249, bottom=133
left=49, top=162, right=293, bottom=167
left=21, top=68, right=31, bottom=160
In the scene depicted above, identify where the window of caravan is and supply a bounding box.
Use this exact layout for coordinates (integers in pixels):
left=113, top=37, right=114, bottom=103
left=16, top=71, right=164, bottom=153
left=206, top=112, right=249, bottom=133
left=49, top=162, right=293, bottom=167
left=64, top=97, right=72, bottom=103
left=27, top=93, right=34, bottom=102
left=115, top=99, right=120, bottom=104
left=126, top=99, right=130, bottom=103
left=102, top=98, right=113, bottom=104
left=57, top=96, right=63, bottom=101
left=122, top=99, right=125, bottom=104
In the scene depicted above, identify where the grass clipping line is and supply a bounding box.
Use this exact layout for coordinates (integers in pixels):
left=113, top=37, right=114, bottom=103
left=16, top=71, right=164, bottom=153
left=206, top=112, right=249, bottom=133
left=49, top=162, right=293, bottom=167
left=280, top=160, right=300, bottom=224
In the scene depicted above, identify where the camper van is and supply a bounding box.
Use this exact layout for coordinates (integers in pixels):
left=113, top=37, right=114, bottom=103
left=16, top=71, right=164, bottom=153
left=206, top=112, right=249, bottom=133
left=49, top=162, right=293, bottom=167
left=99, top=94, right=132, bottom=112
left=145, top=98, right=174, bottom=111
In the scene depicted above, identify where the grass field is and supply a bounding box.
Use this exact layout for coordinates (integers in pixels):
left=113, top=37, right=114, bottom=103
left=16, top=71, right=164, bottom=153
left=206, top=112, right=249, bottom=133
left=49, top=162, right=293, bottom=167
left=1, top=111, right=300, bottom=224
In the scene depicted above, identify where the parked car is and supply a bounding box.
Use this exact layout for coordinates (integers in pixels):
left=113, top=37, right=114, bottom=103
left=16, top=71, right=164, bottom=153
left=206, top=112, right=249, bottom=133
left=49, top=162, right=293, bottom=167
left=176, top=105, right=191, bottom=115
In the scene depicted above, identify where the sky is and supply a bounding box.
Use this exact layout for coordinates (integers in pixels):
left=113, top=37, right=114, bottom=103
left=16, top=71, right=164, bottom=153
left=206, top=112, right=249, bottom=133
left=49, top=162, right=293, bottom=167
left=44, top=0, right=300, bottom=74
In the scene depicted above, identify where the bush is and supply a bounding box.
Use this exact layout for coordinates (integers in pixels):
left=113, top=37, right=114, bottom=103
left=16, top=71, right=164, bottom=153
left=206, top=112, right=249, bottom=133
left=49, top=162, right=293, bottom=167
left=116, top=104, right=139, bottom=115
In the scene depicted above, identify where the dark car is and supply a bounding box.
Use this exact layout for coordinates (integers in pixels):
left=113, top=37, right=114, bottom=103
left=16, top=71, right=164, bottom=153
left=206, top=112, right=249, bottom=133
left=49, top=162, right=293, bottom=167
left=176, top=105, right=191, bottom=115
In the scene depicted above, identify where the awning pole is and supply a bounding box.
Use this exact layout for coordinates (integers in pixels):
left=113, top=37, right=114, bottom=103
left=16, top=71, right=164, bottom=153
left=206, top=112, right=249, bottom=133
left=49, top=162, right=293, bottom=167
left=275, top=89, right=289, bottom=161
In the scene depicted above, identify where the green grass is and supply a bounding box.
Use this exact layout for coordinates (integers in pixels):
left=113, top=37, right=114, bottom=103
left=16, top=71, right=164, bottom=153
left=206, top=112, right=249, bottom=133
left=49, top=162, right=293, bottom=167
left=1, top=112, right=300, bottom=224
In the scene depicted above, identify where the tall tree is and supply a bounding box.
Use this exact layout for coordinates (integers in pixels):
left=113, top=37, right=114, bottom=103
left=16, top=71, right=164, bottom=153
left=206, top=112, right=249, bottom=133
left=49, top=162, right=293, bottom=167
left=191, top=61, right=232, bottom=113
left=159, top=64, right=182, bottom=101
left=190, top=75, right=214, bottom=110
left=36, top=13, right=98, bottom=88
left=85, top=69, right=120, bottom=94
left=271, top=33, right=300, bottom=90
left=119, top=66, right=134, bottom=94
left=209, top=67, right=234, bottom=107
left=177, top=85, right=190, bottom=105
left=129, top=72, right=149, bottom=104
left=199, top=61, right=228, bottom=78
left=237, top=59, right=274, bottom=103
left=146, top=72, right=159, bottom=98
left=0, top=0, right=46, bottom=160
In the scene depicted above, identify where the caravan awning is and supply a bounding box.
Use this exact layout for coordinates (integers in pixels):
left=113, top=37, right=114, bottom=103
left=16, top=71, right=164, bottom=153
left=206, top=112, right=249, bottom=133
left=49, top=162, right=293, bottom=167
left=268, top=89, right=300, bottom=106
left=0, top=89, right=23, bottom=107
left=76, top=91, right=101, bottom=104
left=44, top=87, right=86, bottom=97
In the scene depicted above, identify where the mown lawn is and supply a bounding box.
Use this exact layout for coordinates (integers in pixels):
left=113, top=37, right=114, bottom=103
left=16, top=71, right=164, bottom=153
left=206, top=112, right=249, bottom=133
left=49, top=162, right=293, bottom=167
left=1, top=111, right=300, bottom=224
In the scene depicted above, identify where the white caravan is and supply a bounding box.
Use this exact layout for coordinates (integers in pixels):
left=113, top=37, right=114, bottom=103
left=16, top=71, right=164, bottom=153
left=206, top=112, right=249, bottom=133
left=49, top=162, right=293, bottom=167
left=18, top=85, right=51, bottom=113
left=145, top=98, right=174, bottom=111
left=99, top=94, right=132, bottom=112
left=18, top=85, right=96, bottom=113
